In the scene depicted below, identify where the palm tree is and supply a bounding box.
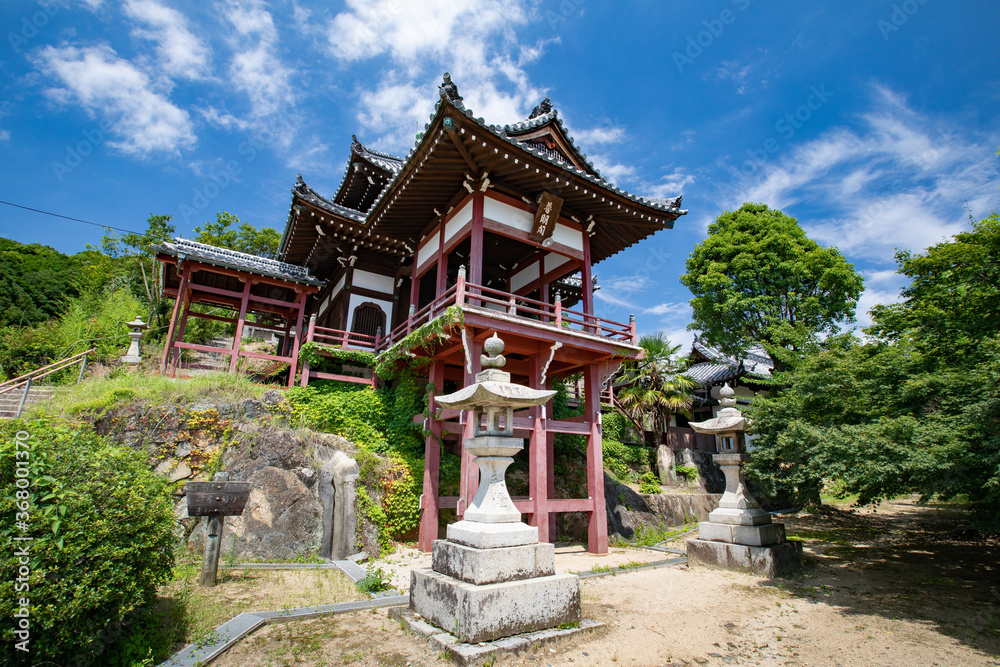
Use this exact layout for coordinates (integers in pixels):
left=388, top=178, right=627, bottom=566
left=614, top=332, right=697, bottom=447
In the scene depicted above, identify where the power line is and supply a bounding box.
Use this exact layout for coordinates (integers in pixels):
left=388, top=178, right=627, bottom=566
left=0, top=199, right=143, bottom=235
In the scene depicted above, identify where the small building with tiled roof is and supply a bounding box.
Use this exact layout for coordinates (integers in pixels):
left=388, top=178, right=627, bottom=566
left=681, top=337, right=773, bottom=427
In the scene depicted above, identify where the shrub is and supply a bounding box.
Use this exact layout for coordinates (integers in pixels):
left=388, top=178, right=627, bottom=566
left=639, top=471, right=661, bottom=494
left=0, top=419, right=176, bottom=665
left=676, top=464, right=699, bottom=482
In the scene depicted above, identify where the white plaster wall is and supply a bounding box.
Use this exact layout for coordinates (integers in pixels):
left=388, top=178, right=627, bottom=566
left=510, top=262, right=540, bottom=292
left=544, top=253, right=571, bottom=274
left=551, top=222, right=583, bottom=252
left=352, top=269, right=394, bottom=295
left=346, top=293, right=394, bottom=334
left=484, top=197, right=533, bottom=233
left=446, top=200, right=473, bottom=242
left=417, top=234, right=440, bottom=268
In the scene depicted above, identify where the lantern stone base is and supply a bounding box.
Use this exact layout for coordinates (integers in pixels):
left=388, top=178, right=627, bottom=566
left=410, top=568, right=581, bottom=644
left=697, top=521, right=787, bottom=547
left=686, top=537, right=803, bottom=578
left=432, top=540, right=555, bottom=585
left=447, top=520, right=538, bottom=549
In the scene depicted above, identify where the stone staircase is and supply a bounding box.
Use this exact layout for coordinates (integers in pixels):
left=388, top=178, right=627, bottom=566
left=183, top=337, right=234, bottom=375
left=0, top=386, right=57, bottom=419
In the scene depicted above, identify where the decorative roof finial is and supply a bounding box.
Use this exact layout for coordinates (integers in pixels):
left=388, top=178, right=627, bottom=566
left=439, top=72, right=464, bottom=107
left=480, top=332, right=506, bottom=369
left=529, top=96, right=553, bottom=119
left=719, top=383, right=737, bottom=409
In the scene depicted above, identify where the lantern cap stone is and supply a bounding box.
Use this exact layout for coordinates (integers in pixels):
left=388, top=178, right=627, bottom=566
left=127, top=316, right=148, bottom=329
left=435, top=333, right=556, bottom=409
left=688, top=384, right=748, bottom=434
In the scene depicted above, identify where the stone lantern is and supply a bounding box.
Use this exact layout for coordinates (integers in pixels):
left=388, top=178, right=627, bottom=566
left=685, top=383, right=802, bottom=577
left=120, top=316, right=148, bottom=364
left=406, top=333, right=584, bottom=644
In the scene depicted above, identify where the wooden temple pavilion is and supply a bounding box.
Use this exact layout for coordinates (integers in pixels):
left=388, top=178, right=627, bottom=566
left=157, top=74, right=687, bottom=554
left=154, top=239, right=323, bottom=383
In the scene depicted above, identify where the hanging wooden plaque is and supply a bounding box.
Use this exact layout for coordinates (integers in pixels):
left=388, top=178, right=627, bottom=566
left=185, top=481, right=252, bottom=516
left=529, top=192, right=563, bottom=244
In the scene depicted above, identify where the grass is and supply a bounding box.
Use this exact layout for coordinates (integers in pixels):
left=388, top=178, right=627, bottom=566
left=153, top=558, right=363, bottom=653
left=32, top=370, right=274, bottom=418
left=610, top=516, right=699, bottom=548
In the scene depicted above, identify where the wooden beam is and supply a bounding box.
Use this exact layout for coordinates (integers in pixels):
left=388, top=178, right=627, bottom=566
left=446, top=129, right=479, bottom=173
left=229, top=279, right=252, bottom=373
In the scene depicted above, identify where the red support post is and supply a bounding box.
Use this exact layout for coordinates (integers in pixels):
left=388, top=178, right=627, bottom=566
left=170, top=284, right=193, bottom=376
left=409, top=270, right=420, bottom=313
left=584, top=362, right=608, bottom=554
left=469, top=192, right=484, bottom=305
left=527, top=352, right=550, bottom=542
left=160, top=264, right=190, bottom=374
left=300, top=314, right=317, bottom=387
left=418, top=360, right=444, bottom=552
left=287, top=298, right=306, bottom=388
left=458, top=335, right=482, bottom=517
left=436, top=220, right=447, bottom=296
left=229, top=279, right=252, bottom=373
left=455, top=265, right=466, bottom=307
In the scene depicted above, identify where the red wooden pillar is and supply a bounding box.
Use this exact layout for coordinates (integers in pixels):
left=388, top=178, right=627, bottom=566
left=436, top=220, right=447, bottom=297
left=170, top=282, right=193, bottom=376
left=299, top=313, right=317, bottom=387
left=229, top=278, right=252, bottom=372
left=458, top=335, right=482, bottom=517
left=159, top=264, right=190, bottom=374
left=581, top=230, right=595, bottom=333
left=418, top=359, right=444, bottom=552
left=469, top=192, right=484, bottom=305
left=584, top=361, right=608, bottom=554
left=527, top=351, right=550, bottom=541
left=409, top=271, right=420, bottom=316
left=288, top=295, right=306, bottom=388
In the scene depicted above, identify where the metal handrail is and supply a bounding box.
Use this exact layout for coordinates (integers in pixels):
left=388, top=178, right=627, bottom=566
left=0, top=348, right=94, bottom=418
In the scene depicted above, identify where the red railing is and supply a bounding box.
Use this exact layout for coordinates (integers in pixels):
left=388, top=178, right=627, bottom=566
left=299, top=270, right=638, bottom=384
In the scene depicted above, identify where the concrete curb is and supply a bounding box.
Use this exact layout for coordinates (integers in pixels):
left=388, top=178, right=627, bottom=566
left=576, top=556, right=688, bottom=579
left=157, top=595, right=408, bottom=667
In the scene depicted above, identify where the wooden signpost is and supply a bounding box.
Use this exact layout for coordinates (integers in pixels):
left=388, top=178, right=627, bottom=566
left=529, top=192, right=563, bottom=246
left=185, top=473, right=252, bottom=586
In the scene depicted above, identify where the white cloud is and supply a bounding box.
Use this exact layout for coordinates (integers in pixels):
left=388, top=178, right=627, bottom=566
left=326, top=0, right=546, bottom=152
left=644, top=302, right=689, bottom=317
left=589, top=154, right=636, bottom=185
left=644, top=167, right=695, bottom=197
left=727, top=86, right=1000, bottom=261
left=574, top=126, right=626, bottom=145
left=218, top=0, right=297, bottom=148
left=0, top=129, right=9, bottom=142
left=124, top=0, right=211, bottom=80
left=853, top=268, right=907, bottom=328
left=36, top=44, right=195, bottom=156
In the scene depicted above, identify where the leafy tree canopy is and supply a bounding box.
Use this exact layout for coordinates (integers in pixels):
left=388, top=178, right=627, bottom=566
left=680, top=202, right=864, bottom=362
left=193, top=211, right=281, bottom=259
left=615, top=332, right=696, bottom=445
left=0, top=238, right=83, bottom=327
left=746, top=210, right=1000, bottom=534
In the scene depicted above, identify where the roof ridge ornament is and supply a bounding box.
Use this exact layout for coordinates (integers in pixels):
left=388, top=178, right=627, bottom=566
left=439, top=72, right=464, bottom=108
left=529, top=96, right=553, bottom=119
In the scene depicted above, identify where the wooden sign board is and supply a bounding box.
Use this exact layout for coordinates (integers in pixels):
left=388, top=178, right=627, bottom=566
left=530, top=192, right=563, bottom=245
left=185, top=481, right=252, bottom=517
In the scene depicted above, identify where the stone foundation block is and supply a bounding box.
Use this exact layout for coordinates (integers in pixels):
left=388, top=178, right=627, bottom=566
left=707, top=507, right=773, bottom=525
left=446, top=520, right=538, bottom=549
left=697, top=521, right=786, bottom=546
left=686, top=538, right=803, bottom=578
left=432, top=540, right=555, bottom=585
left=410, top=568, right=581, bottom=643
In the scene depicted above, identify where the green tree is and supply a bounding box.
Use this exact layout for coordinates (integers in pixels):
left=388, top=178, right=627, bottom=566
left=746, top=211, right=1000, bottom=533
left=193, top=211, right=281, bottom=258
left=615, top=333, right=697, bottom=446
left=680, top=202, right=864, bottom=367
left=0, top=239, right=84, bottom=327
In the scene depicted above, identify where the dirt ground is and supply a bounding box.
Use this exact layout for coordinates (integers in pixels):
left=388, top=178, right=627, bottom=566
left=211, top=500, right=1000, bottom=667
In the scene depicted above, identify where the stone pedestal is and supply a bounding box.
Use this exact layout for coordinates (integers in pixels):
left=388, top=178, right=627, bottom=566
left=686, top=384, right=802, bottom=577
left=410, top=333, right=582, bottom=644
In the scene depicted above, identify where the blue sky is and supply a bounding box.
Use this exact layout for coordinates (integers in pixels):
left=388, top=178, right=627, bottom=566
left=1, top=0, right=998, bottom=350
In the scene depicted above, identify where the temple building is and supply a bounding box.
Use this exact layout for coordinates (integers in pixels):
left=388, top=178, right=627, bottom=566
left=156, top=74, right=686, bottom=554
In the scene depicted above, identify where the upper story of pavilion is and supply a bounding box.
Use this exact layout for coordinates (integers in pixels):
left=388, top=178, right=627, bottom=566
left=277, top=74, right=687, bottom=374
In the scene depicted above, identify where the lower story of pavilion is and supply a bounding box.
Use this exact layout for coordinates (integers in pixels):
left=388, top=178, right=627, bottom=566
left=410, top=307, right=636, bottom=555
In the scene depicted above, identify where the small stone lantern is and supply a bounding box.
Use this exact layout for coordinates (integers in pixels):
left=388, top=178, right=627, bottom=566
left=120, top=316, right=148, bottom=364
left=685, top=383, right=802, bottom=577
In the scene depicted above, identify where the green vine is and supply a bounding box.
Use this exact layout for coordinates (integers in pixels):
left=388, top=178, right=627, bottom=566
left=299, top=342, right=377, bottom=372
left=373, top=306, right=464, bottom=379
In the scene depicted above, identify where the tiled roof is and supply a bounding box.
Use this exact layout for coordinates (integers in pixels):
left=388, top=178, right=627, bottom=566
left=683, top=361, right=741, bottom=385
left=156, top=238, right=324, bottom=286
left=690, top=337, right=773, bottom=380
left=364, top=78, right=688, bottom=220
left=293, top=175, right=366, bottom=222
left=352, top=136, right=403, bottom=173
